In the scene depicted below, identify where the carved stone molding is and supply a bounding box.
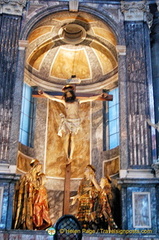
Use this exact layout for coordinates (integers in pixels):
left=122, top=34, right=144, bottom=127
left=0, top=0, right=27, bottom=16
left=121, top=1, right=151, bottom=23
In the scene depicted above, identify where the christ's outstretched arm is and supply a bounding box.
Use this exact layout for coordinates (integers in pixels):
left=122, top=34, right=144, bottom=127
left=79, top=93, right=110, bottom=103
left=38, top=90, right=65, bottom=104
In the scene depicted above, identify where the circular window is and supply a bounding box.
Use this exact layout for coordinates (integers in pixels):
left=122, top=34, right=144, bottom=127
left=59, top=24, right=86, bottom=44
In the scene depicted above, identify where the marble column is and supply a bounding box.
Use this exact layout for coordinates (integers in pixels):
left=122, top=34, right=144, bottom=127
left=119, top=2, right=158, bottom=231
left=121, top=1, right=153, bottom=177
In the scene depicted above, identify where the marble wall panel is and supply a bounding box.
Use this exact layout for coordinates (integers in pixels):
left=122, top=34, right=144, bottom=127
left=119, top=179, right=159, bottom=233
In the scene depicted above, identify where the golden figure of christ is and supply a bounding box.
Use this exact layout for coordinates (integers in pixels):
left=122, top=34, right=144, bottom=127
left=37, top=85, right=113, bottom=164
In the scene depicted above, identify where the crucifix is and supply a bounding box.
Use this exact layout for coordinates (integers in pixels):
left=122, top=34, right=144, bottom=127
left=33, top=81, right=113, bottom=215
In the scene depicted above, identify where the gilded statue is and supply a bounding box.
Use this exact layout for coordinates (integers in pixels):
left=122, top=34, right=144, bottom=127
left=71, top=164, right=100, bottom=228
left=71, top=166, right=118, bottom=230
left=13, top=159, right=51, bottom=230
left=33, top=173, right=52, bottom=230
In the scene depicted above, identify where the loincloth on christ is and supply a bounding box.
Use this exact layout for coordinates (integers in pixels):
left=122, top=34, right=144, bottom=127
left=58, top=113, right=81, bottom=137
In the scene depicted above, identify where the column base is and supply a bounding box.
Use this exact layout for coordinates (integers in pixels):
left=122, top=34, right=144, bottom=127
left=120, top=169, right=154, bottom=178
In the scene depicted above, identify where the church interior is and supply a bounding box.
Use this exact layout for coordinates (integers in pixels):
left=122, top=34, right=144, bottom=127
left=0, top=0, right=159, bottom=239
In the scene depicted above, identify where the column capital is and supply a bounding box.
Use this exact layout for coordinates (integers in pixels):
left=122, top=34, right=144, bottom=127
left=121, top=1, right=152, bottom=25
left=0, top=0, right=27, bottom=16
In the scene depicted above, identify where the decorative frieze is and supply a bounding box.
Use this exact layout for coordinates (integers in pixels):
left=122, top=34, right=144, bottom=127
left=0, top=0, right=27, bottom=16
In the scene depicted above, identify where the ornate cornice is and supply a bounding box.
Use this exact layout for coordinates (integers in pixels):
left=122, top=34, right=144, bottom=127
left=0, top=0, right=27, bottom=16
left=121, top=1, right=152, bottom=25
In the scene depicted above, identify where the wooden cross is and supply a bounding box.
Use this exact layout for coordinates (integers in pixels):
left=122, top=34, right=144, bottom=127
left=33, top=90, right=113, bottom=215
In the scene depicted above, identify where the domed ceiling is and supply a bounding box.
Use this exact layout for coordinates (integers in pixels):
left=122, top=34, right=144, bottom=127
left=25, top=11, right=118, bottom=92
